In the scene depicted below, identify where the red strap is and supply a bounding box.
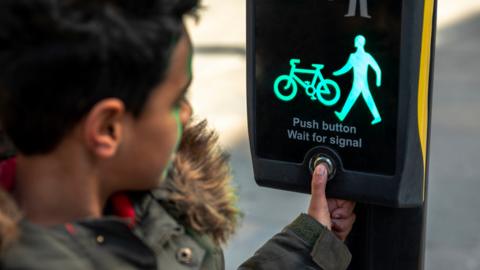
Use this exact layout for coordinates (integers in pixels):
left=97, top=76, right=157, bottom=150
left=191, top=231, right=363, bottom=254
left=65, top=223, right=77, bottom=235
left=0, top=157, right=16, bottom=192
left=111, top=193, right=136, bottom=228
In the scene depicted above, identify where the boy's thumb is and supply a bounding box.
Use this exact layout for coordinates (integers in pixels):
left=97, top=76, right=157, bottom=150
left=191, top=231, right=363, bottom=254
left=312, top=164, right=328, bottom=195
left=308, top=164, right=331, bottom=229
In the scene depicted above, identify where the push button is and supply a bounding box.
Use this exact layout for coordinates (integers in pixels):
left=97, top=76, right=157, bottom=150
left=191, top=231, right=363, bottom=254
left=309, top=154, right=336, bottom=181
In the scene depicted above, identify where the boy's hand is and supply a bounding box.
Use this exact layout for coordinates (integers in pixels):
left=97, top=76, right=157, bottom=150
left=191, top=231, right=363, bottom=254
left=307, top=164, right=356, bottom=240
left=307, top=164, right=332, bottom=230
left=328, top=199, right=356, bottom=241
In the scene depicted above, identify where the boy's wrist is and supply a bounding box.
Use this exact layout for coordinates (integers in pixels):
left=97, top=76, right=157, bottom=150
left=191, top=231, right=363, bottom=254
left=287, top=213, right=352, bottom=270
left=286, top=213, right=329, bottom=247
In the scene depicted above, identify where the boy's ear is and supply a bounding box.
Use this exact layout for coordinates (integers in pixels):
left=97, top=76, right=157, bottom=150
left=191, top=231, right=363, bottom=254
left=83, top=98, right=126, bottom=159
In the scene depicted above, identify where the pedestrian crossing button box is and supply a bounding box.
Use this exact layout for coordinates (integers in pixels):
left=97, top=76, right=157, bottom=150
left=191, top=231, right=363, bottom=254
left=247, top=0, right=436, bottom=207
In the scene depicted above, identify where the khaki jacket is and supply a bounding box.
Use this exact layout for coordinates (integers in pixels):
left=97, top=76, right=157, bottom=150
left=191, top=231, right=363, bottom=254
left=1, top=192, right=351, bottom=270
left=0, top=121, right=351, bottom=270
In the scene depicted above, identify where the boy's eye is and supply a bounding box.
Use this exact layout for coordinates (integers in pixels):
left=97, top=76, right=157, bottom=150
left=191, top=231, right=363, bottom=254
left=173, top=96, right=186, bottom=109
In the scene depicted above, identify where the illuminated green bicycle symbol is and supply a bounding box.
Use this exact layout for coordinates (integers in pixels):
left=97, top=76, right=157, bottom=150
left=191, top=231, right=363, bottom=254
left=273, top=59, right=341, bottom=106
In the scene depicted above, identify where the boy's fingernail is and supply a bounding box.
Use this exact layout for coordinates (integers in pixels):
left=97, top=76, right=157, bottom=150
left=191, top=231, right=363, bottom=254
left=315, top=164, right=326, bottom=177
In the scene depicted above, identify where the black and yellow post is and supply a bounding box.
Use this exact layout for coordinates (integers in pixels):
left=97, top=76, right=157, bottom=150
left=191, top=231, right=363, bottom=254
left=247, top=0, right=437, bottom=268
left=347, top=1, right=437, bottom=269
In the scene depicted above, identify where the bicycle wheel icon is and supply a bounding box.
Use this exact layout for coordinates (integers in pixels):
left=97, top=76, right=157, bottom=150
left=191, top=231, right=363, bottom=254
left=273, top=75, right=298, bottom=102
left=316, top=79, right=341, bottom=106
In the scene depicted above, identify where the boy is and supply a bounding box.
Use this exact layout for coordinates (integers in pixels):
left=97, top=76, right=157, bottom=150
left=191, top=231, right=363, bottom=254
left=0, top=0, right=355, bottom=269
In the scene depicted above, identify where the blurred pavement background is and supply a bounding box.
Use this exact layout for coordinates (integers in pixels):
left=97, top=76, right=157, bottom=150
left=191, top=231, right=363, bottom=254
left=185, top=1, right=480, bottom=269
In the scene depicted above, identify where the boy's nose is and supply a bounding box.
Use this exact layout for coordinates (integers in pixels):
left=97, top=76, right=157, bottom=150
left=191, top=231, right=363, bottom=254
left=179, top=100, right=193, bottom=127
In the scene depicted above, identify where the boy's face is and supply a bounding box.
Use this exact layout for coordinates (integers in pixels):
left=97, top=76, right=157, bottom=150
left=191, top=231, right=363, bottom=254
left=101, top=30, right=193, bottom=191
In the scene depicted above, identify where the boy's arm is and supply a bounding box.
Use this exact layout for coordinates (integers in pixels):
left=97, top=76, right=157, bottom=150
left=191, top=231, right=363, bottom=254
left=238, top=214, right=351, bottom=270
left=238, top=165, right=353, bottom=270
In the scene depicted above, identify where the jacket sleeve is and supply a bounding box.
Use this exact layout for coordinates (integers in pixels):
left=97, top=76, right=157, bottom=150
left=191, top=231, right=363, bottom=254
left=238, top=214, right=351, bottom=270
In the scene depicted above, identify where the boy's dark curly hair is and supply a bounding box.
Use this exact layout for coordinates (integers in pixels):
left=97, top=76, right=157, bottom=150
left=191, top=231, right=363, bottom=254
left=0, top=0, right=199, bottom=155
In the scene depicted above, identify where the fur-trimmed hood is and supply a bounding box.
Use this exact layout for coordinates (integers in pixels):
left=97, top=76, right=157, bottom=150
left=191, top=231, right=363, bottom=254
left=157, top=120, right=240, bottom=244
left=0, top=120, right=239, bottom=251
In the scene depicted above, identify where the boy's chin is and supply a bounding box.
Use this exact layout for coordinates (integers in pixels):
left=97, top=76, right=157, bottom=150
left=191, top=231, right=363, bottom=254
left=128, top=175, right=166, bottom=191
left=115, top=170, right=167, bottom=192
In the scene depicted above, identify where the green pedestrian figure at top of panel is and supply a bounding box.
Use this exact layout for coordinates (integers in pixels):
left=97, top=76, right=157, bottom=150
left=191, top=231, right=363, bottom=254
left=334, top=35, right=382, bottom=125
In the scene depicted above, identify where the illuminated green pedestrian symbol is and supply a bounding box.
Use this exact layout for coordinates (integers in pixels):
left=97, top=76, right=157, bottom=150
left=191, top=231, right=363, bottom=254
left=333, top=35, right=382, bottom=125
left=273, top=59, right=340, bottom=106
